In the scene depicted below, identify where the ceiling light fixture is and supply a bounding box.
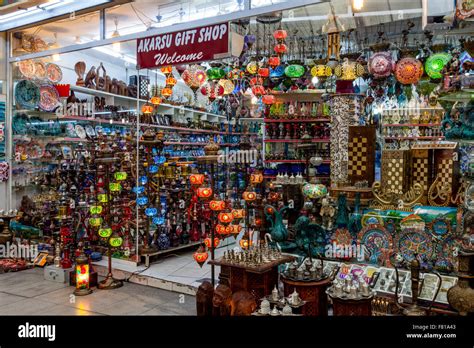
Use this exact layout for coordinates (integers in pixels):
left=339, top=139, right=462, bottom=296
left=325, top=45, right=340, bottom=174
left=352, top=0, right=364, bottom=11
left=111, top=17, right=121, bottom=52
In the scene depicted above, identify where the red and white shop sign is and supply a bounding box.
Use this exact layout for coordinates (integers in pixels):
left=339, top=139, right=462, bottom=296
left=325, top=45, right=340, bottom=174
left=137, top=22, right=230, bottom=69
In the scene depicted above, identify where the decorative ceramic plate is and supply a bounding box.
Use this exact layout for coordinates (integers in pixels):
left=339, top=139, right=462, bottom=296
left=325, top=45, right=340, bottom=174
left=331, top=228, right=353, bottom=246
left=46, top=63, right=63, bottom=83
left=15, top=80, right=40, bottom=109
left=26, top=141, right=44, bottom=159
left=358, top=224, right=392, bottom=264
left=394, top=228, right=433, bottom=262
left=18, top=59, right=36, bottom=79
left=34, top=61, right=47, bottom=80
left=85, top=125, right=95, bottom=138
left=429, top=217, right=452, bottom=240
left=38, top=84, right=60, bottom=111
left=74, top=125, right=86, bottom=139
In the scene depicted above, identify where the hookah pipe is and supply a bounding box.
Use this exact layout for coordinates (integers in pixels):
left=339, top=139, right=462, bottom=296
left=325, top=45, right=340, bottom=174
left=393, top=255, right=442, bottom=316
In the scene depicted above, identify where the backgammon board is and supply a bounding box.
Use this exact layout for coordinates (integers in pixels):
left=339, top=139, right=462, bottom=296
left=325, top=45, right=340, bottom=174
left=348, top=126, right=376, bottom=185
left=381, top=150, right=411, bottom=194
left=411, top=149, right=432, bottom=204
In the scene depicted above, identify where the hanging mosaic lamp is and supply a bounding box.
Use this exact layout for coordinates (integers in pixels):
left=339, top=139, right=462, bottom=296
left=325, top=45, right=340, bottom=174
left=150, top=95, right=162, bottom=105
left=152, top=216, right=165, bottom=225
left=251, top=85, right=266, bottom=96
left=258, top=67, right=270, bottom=77
left=250, top=77, right=264, bottom=87
left=197, top=187, right=213, bottom=199
left=114, top=171, right=127, bottom=181
left=425, top=52, right=452, bottom=80
left=273, top=29, right=288, bottom=40
left=141, top=103, right=153, bottom=114
left=246, top=61, right=258, bottom=75
left=207, top=67, right=226, bottom=80
left=284, top=64, right=305, bottom=78
left=166, top=76, right=177, bottom=86
left=334, top=58, right=365, bottom=80
left=229, top=224, right=242, bottom=235
left=209, top=198, right=226, bottom=211
left=161, top=65, right=173, bottom=74
left=270, top=65, right=285, bottom=78
left=218, top=212, right=234, bottom=224
left=189, top=173, right=205, bottom=185
left=109, top=234, right=123, bottom=248
left=218, top=79, right=235, bottom=95
left=274, top=43, right=288, bottom=55
left=182, top=65, right=207, bottom=89
left=231, top=209, right=245, bottom=219
left=239, top=233, right=252, bottom=249
left=204, top=237, right=220, bottom=249
left=227, top=68, right=244, bottom=80
left=215, top=224, right=228, bottom=235
left=368, top=51, right=394, bottom=79
left=109, top=182, right=122, bottom=192
left=250, top=171, right=264, bottom=184
left=161, top=87, right=173, bottom=98
left=89, top=216, right=102, bottom=228
left=395, top=57, right=424, bottom=85
left=98, top=226, right=112, bottom=238
left=201, top=82, right=224, bottom=100
left=193, top=246, right=209, bottom=267
left=137, top=196, right=148, bottom=206
left=89, top=205, right=102, bottom=215
left=268, top=56, right=281, bottom=68
left=301, top=183, right=328, bottom=199
left=145, top=207, right=158, bottom=217
left=242, top=187, right=257, bottom=201
left=311, top=64, right=333, bottom=78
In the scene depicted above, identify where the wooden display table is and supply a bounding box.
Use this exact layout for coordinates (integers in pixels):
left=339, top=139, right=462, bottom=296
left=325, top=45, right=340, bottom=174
left=328, top=294, right=373, bottom=316
left=209, top=255, right=295, bottom=301
left=281, top=276, right=331, bottom=316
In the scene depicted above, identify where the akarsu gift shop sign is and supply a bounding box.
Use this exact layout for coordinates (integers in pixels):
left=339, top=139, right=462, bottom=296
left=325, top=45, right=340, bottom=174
left=137, top=22, right=234, bottom=69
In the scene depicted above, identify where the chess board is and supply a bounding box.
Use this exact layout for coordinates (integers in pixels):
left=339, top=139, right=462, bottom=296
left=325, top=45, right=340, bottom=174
left=347, top=126, right=376, bottom=185
left=381, top=150, right=411, bottom=194
left=411, top=149, right=432, bottom=203
left=434, top=149, right=457, bottom=193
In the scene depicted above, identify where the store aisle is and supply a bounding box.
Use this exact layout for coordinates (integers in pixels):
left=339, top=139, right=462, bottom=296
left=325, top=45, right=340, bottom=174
left=0, top=268, right=196, bottom=315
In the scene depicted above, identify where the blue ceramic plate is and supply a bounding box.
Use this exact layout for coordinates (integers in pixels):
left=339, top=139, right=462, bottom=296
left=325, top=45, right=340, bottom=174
left=15, top=80, right=40, bottom=109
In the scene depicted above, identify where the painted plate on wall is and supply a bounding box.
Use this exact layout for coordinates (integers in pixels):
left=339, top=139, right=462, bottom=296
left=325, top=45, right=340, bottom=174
left=34, top=61, right=47, bottom=80
left=74, top=125, right=86, bottom=139
left=394, top=228, right=433, bottom=262
left=38, top=84, right=60, bottom=112
left=358, top=224, right=392, bottom=264
left=18, top=59, right=36, bottom=79
left=15, top=80, right=40, bottom=109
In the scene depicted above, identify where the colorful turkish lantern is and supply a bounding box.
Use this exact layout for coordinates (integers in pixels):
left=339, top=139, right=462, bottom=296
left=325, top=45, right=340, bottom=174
left=270, top=65, right=285, bottom=78
left=368, top=51, right=394, bottom=79
left=215, top=224, right=228, bottom=235
left=246, top=61, right=258, bottom=75
left=207, top=67, right=226, bottom=81
left=284, top=64, right=305, bottom=78
left=166, top=76, right=177, bottom=86
left=258, top=68, right=270, bottom=77
left=250, top=77, right=264, bottom=87
left=189, top=173, right=205, bottom=185
left=161, top=65, right=173, bottom=74
left=182, top=65, right=207, bottom=89
left=193, top=246, right=209, bottom=267
left=395, top=57, right=424, bottom=85
left=262, top=95, right=275, bottom=105
left=204, top=237, right=220, bottom=249
left=109, top=234, right=123, bottom=248
left=425, top=52, right=451, bottom=80
left=250, top=171, right=264, bottom=184
left=229, top=224, right=242, bottom=234
left=98, top=227, right=113, bottom=238
left=242, top=189, right=257, bottom=202
left=141, top=103, right=153, bottom=114
left=240, top=234, right=252, bottom=249
left=209, top=198, right=226, bottom=211
left=218, top=212, right=234, bottom=224
left=227, top=68, right=244, bottom=80
left=268, top=56, right=281, bottom=68
left=274, top=43, right=288, bottom=55
left=201, top=82, right=224, bottom=100
left=273, top=29, right=288, bottom=40
left=89, top=216, right=103, bottom=227
left=251, top=85, right=266, bottom=97
left=254, top=217, right=263, bottom=227
left=218, top=79, right=235, bottom=95
left=161, top=87, right=173, bottom=98
left=150, top=95, right=162, bottom=105
left=311, top=65, right=333, bottom=78
left=334, top=58, right=365, bottom=81
left=197, top=187, right=213, bottom=199
left=231, top=209, right=245, bottom=219
left=74, top=253, right=92, bottom=296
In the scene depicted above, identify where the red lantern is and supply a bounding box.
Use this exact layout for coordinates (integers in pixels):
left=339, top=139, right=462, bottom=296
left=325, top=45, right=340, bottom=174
left=218, top=212, right=234, bottom=224
left=193, top=246, right=209, bottom=267
left=268, top=56, right=280, bottom=68
left=262, top=95, right=275, bottom=105
left=273, top=29, right=288, bottom=40
left=215, top=224, right=228, bottom=235
left=200, top=82, right=224, bottom=101
left=209, top=199, right=225, bottom=211
left=229, top=224, right=242, bottom=234
left=249, top=77, right=264, bottom=87
left=274, top=43, right=288, bottom=54
left=141, top=104, right=153, bottom=114
left=250, top=171, right=264, bottom=184
left=255, top=217, right=263, bottom=227
left=189, top=174, right=205, bottom=185
left=242, top=190, right=257, bottom=202
left=161, top=87, right=173, bottom=97
left=150, top=96, right=162, bottom=105
left=231, top=209, right=245, bottom=219
left=240, top=237, right=252, bottom=249
left=161, top=65, right=173, bottom=74
left=166, top=76, right=177, bottom=86
left=258, top=68, right=270, bottom=77
left=204, top=237, right=220, bottom=248
left=197, top=187, right=213, bottom=199
left=251, top=85, right=266, bottom=97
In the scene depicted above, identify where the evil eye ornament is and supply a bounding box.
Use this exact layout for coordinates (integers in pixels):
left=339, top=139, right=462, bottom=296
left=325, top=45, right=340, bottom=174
left=139, top=176, right=148, bottom=184
left=145, top=207, right=158, bottom=217
left=137, top=196, right=148, bottom=206
left=149, top=165, right=159, bottom=174
left=133, top=186, right=145, bottom=195
left=152, top=217, right=165, bottom=225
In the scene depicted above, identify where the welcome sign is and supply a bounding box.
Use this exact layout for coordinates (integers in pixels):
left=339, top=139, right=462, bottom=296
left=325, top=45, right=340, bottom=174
left=137, top=22, right=231, bottom=69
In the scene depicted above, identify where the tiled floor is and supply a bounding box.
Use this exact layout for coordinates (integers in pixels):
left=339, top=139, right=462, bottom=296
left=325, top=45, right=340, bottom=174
left=0, top=268, right=196, bottom=315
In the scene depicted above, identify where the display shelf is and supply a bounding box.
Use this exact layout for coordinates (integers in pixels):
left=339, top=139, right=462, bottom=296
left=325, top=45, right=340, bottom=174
left=263, top=174, right=330, bottom=179
left=70, top=85, right=226, bottom=120
left=264, top=159, right=331, bottom=164
left=270, top=89, right=326, bottom=95
left=164, top=141, right=238, bottom=146
left=383, top=123, right=442, bottom=127
left=380, top=107, right=444, bottom=111
left=264, top=118, right=330, bottom=123
left=237, top=118, right=264, bottom=122
left=384, top=136, right=445, bottom=140
left=264, top=138, right=330, bottom=143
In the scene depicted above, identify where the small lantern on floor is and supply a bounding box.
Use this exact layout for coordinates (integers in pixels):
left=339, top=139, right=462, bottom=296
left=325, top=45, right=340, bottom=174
left=74, top=253, right=92, bottom=296
left=193, top=246, right=209, bottom=267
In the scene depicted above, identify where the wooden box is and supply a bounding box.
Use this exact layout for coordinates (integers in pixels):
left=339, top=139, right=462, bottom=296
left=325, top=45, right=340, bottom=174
left=381, top=150, right=411, bottom=194
left=347, top=126, right=376, bottom=185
